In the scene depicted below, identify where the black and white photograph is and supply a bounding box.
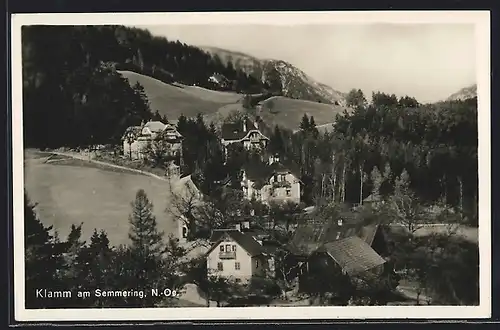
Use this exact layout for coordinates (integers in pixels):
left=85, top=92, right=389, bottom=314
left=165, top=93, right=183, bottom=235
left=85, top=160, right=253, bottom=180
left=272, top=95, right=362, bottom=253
left=11, top=11, right=491, bottom=321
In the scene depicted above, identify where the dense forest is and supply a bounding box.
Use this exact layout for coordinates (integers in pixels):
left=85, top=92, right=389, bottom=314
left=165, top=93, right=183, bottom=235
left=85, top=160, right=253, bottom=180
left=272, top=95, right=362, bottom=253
left=22, top=25, right=267, bottom=149
left=262, top=91, right=478, bottom=222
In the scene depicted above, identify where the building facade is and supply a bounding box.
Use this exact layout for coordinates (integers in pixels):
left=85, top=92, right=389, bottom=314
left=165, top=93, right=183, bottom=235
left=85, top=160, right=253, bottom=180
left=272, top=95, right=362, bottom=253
left=205, top=229, right=275, bottom=282
left=122, top=120, right=182, bottom=161
left=220, top=117, right=269, bottom=152
left=241, top=155, right=302, bottom=205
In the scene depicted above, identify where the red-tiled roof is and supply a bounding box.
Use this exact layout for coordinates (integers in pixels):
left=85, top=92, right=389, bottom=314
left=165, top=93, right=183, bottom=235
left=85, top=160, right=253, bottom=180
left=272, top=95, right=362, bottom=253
left=316, top=236, right=386, bottom=277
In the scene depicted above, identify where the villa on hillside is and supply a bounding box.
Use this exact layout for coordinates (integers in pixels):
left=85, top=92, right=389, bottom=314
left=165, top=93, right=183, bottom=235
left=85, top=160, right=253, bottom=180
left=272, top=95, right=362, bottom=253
left=122, top=120, right=182, bottom=161
left=205, top=226, right=276, bottom=282
left=221, top=117, right=269, bottom=152
left=208, top=73, right=230, bottom=89
left=240, top=154, right=302, bottom=205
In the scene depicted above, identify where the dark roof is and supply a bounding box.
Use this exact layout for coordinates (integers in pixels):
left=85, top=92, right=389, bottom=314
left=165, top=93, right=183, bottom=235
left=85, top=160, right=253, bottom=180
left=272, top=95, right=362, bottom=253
left=316, top=236, right=386, bottom=277
left=289, top=216, right=381, bottom=256
left=209, top=229, right=240, bottom=243
left=207, top=229, right=265, bottom=257
left=221, top=118, right=268, bottom=141
left=243, top=161, right=299, bottom=183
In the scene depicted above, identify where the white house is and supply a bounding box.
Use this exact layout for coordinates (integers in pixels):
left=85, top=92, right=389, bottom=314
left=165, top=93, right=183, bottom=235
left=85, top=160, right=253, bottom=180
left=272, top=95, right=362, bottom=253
left=122, top=120, right=182, bottom=160
left=205, top=228, right=275, bottom=282
left=241, top=155, right=302, bottom=205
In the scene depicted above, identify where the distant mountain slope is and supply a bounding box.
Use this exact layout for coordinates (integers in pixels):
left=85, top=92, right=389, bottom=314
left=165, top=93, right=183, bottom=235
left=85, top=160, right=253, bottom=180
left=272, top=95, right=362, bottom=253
left=257, top=96, right=348, bottom=131
left=202, top=47, right=346, bottom=105
left=119, top=70, right=242, bottom=120
left=202, top=46, right=264, bottom=78
left=446, top=84, right=477, bottom=101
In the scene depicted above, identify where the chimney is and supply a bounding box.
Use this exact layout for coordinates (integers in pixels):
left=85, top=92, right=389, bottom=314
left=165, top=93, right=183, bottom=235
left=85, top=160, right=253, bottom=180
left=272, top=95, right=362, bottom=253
left=338, top=219, right=343, bottom=226
left=254, top=121, right=258, bottom=129
left=235, top=223, right=241, bottom=232
left=243, top=120, right=247, bottom=132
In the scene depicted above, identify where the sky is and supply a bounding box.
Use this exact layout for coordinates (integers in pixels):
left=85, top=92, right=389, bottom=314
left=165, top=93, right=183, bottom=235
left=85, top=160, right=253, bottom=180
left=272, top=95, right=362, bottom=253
left=137, top=24, right=476, bottom=103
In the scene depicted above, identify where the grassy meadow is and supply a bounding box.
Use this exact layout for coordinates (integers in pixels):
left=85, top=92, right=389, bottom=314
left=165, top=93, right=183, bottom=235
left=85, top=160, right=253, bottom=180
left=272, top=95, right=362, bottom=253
left=24, top=150, right=179, bottom=247
left=119, top=70, right=242, bottom=119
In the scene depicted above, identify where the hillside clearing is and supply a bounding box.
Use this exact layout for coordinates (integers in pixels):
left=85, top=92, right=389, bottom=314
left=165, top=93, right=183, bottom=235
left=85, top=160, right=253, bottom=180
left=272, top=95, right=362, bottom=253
left=257, top=96, right=349, bottom=131
left=118, top=70, right=242, bottom=120
left=24, top=150, right=179, bottom=247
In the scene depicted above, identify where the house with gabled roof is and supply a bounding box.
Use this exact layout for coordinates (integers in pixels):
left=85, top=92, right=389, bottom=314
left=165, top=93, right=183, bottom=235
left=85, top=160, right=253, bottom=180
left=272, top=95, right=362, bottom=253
left=308, top=236, right=386, bottom=279
left=241, top=154, right=302, bottom=205
left=288, top=212, right=389, bottom=259
left=221, top=117, right=269, bottom=152
left=287, top=213, right=394, bottom=291
left=122, top=120, right=182, bottom=160
left=205, top=228, right=275, bottom=282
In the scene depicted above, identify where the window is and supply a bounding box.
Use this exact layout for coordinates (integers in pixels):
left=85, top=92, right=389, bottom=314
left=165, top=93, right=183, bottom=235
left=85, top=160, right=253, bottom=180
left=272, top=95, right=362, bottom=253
left=274, top=174, right=278, bottom=182
left=220, top=245, right=224, bottom=252
left=182, top=227, right=188, bottom=238
left=217, top=262, right=223, bottom=271
left=232, top=245, right=237, bottom=252
left=286, top=188, right=291, bottom=196
left=281, top=174, right=286, bottom=182
left=235, top=262, right=241, bottom=270
left=226, top=244, right=231, bottom=252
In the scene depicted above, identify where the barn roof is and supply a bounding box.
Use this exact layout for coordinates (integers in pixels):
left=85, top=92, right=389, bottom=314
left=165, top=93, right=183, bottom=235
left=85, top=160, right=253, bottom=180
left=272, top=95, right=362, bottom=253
left=288, top=215, right=381, bottom=256
left=316, top=236, right=386, bottom=277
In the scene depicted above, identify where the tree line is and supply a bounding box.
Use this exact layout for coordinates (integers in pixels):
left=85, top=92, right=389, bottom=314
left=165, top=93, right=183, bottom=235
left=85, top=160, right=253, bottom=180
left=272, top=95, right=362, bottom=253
left=25, top=189, right=192, bottom=308
left=265, top=90, right=478, bottom=223
left=21, top=25, right=266, bottom=149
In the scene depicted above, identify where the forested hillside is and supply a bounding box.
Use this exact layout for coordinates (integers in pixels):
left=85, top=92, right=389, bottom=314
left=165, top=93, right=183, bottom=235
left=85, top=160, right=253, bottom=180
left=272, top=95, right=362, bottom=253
left=265, top=93, right=478, bottom=221
left=21, top=25, right=265, bottom=149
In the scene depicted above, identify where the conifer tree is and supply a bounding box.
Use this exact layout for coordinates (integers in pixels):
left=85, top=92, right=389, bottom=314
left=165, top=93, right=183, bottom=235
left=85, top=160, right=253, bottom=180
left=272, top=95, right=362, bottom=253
left=80, top=229, right=113, bottom=307
left=299, top=114, right=310, bottom=132
left=24, top=193, right=66, bottom=308
left=127, top=189, right=166, bottom=307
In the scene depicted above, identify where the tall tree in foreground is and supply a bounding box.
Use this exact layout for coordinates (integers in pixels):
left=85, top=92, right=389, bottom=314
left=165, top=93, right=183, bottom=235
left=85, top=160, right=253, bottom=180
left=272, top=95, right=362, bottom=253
left=127, top=189, right=166, bottom=307
left=24, top=193, right=66, bottom=308
left=79, top=229, right=114, bottom=307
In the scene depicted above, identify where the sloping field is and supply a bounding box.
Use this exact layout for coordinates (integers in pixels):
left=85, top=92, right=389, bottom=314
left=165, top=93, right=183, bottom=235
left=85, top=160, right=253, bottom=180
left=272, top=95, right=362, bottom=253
left=118, top=70, right=242, bottom=120
left=258, top=96, right=349, bottom=131
left=24, top=150, right=179, bottom=247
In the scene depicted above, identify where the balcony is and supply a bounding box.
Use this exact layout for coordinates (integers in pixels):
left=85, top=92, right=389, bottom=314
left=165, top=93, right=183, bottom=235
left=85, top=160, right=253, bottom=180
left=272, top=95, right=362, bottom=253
left=219, top=251, right=236, bottom=259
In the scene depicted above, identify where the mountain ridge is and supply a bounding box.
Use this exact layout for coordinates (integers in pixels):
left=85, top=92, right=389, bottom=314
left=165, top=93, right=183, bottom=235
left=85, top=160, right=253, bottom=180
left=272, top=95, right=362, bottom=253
left=202, top=46, right=346, bottom=106
left=446, top=84, right=477, bottom=102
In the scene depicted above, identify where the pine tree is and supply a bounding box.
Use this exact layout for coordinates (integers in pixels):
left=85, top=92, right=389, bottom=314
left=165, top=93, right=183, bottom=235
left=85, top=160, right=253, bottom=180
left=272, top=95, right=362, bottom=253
left=24, top=193, right=66, bottom=308
left=299, top=114, right=310, bottom=132
left=80, top=229, right=114, bottom=307
left=127, top=189, right=166, bottom=306
left=62, top=223, right=87, bottom=305
left=309, top=116, right=319, bottom=138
